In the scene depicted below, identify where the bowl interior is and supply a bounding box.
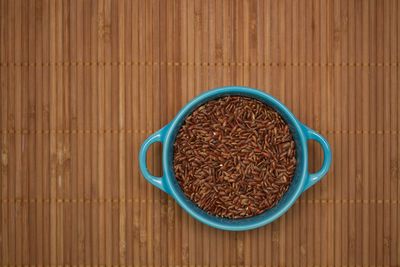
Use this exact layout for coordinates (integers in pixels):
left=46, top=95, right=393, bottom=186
left=164, top=89, right=307, bottom=230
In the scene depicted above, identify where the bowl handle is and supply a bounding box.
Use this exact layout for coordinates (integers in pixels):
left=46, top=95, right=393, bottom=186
left=302, top=124, right=332, bottom=191
left=139, top=126, right=168, bottom=193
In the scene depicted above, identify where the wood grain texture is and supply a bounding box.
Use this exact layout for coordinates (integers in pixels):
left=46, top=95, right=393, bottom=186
left=0, top=0, right=399, bottom=266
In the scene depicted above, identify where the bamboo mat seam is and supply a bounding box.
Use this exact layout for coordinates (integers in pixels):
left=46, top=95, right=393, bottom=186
left=0, top=199, right=399, bottom=204
left=0, top=130, right=399, bottom=134
left=0, top=62, right=399, bottom=67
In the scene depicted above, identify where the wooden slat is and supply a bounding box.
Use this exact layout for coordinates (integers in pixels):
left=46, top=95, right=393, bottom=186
left=27, top=1, right=37, bottom=264
left=55, top=0, right=63, bottom=264
left=91, top=0, right=99, bottom=264
left=382, top=0, right=391, bottom=265
left=348, top=0, right=356, bottom=265
left=42, top=0, right=50, bottom=264
left=369, top=0, right=378, bottom=265
left=0, top=0, right=399, bottom=266
left=130, top=0, right=139, bottom=265
left=184, top=1, right=193, bottom=266
left=332, top=1, right=341, bottom=265
left=389, top=2, right=399, bottom=266
left=291, top=1, right=300, bottom=266
left=0, top=0, right=9, bottom=264
left=361, top=1, right=371, bottom=266
left=354, top=0, right=363, bottom=265
left=376, top=0, right=384, bottom=264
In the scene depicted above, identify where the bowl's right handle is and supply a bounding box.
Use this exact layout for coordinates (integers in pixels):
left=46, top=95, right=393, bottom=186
left=139, top=126, right=168, bottom=193
left=302, top=124, right=332, bottom=191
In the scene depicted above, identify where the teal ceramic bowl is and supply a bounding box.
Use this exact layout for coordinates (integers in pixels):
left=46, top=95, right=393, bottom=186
left=139, top=86, right=331, bottom=231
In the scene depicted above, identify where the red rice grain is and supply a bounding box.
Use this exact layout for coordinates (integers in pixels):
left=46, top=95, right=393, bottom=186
left=173, top=96, right=296, bottom=219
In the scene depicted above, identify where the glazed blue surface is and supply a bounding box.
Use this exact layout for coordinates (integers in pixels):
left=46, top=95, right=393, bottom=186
left=139, top=87, right=332, bottom=231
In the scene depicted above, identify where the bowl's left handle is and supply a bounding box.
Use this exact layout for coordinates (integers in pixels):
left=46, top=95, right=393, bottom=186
left=139, top=127, right=167, bottom=193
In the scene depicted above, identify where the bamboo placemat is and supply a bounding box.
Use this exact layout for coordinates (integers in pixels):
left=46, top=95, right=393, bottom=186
left=0, top=0, right=399, bottom=266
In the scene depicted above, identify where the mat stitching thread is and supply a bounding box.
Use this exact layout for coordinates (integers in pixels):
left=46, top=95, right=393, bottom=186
left=1, top=199, right=399, bottom=204
left=5, top=266, right=391, bottom=267
left=1, top=130, right=399, bottom=134
left=0, top=62, right=399, bottom=67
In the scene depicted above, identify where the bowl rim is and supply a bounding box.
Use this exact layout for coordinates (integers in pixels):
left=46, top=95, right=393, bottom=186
left=162, top=86, right=309, bottom=231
